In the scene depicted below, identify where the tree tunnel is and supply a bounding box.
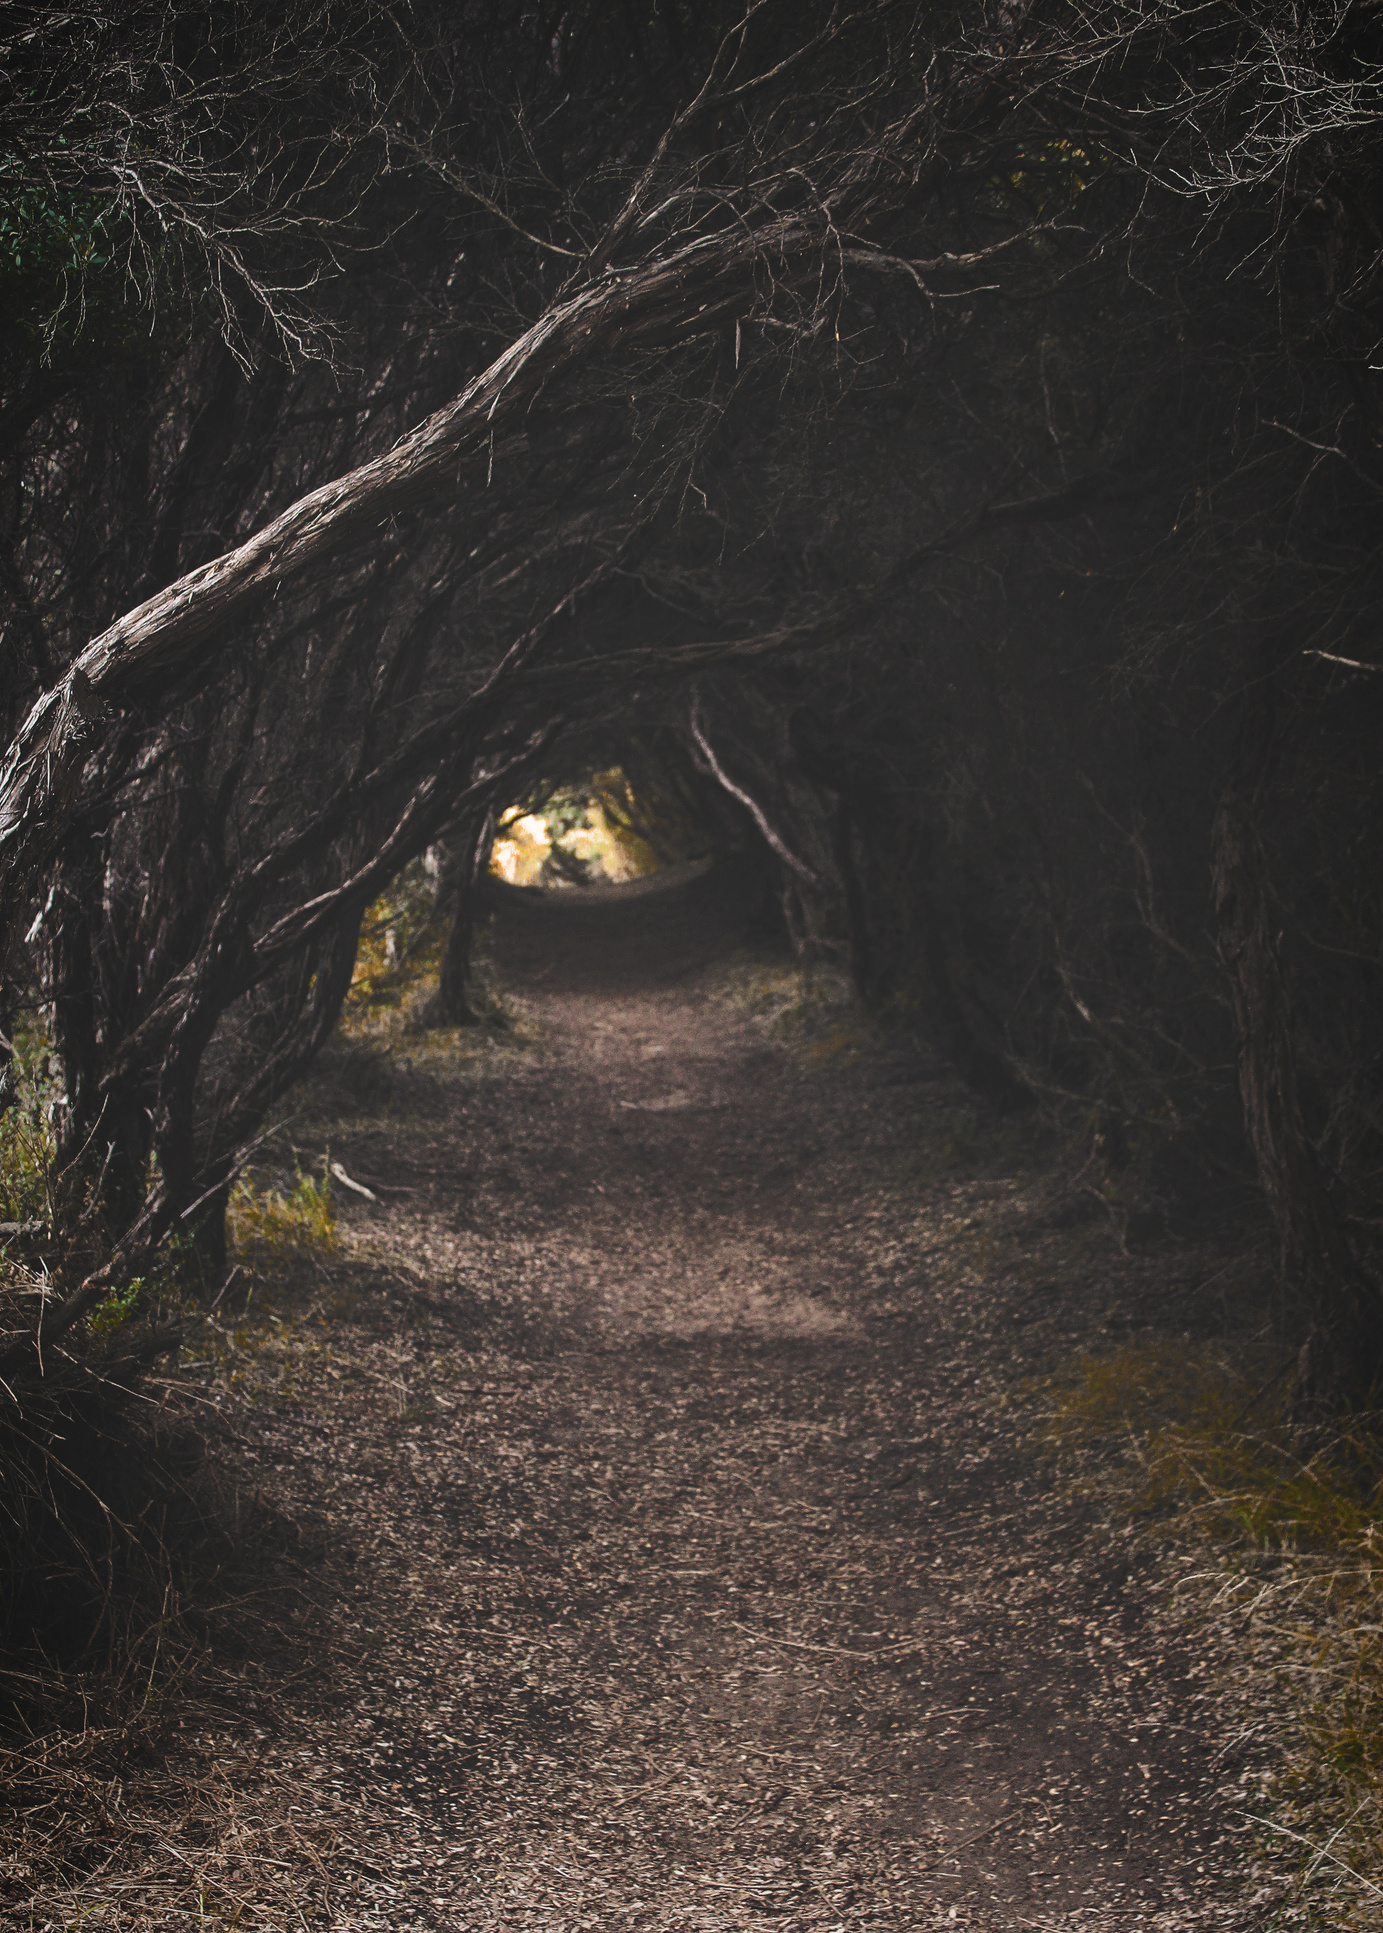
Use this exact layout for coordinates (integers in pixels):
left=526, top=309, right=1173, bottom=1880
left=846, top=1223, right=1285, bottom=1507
left=3, top=0, right=1383, bottom=1478
left=9, top=13, right=1383, bottom=1919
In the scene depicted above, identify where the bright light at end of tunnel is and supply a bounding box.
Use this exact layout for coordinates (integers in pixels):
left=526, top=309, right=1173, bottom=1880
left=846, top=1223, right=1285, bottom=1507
left=489, top=776, right=666, bottom=888
left=490, top=815, right=551, bottom=884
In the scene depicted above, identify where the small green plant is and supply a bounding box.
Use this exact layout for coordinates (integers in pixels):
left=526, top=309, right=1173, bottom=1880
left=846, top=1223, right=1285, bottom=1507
left=0, top=1015, right=58, bottom=1227
left=87, top=1276, right=144, bottom=1341
left=943, top=1107, right=981, bottom=1167
left=229, top=1160, right=335, bottom=1259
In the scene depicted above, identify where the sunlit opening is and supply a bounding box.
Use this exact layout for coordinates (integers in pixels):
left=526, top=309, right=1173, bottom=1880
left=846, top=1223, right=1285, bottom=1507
left=490, top=768, right=673, bottom=889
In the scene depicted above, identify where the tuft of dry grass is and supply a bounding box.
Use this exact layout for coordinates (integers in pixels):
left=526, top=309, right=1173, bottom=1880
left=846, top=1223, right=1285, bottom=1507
left=0, top=1418, right=345, bottom=1932
left=712, top=953, right=859, bottom=1048
left=1051, top=1339, right=1383, bottom=1925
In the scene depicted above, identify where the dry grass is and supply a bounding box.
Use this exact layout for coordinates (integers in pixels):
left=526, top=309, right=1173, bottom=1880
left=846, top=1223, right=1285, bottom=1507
left=0, top=1537, right=344, bottom=1930
left=710, top=952, right=859, bottom=1047
left=0, top=1019, right=349, bottom=1929
left=1051, top=1340, right=1383, bottom=1925
left=0, top=1328, right=346, bottom=1928
left=0, top=1266, right=352, bottom=1931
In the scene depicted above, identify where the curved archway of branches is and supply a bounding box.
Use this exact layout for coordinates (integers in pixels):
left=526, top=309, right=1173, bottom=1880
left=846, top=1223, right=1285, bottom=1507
left=3, top=0, right=1383, bottom=1429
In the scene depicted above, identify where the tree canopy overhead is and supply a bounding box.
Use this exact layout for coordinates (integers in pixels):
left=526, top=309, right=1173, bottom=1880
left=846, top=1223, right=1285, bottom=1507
left=2, top=0, right=1382, bottom=1417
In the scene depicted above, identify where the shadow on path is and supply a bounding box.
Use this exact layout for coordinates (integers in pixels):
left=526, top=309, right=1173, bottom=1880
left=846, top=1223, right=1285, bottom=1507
left=263, top=865, right=1257, bottom=1932
left=28, top=867, right=1260, bottom=1930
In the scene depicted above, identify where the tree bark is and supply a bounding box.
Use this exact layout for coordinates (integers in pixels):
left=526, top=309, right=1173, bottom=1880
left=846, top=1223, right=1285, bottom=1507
left=833, top=789, right=874, bottom=1000
left=186, top=1182, right=230, bottom=1288
left=1211, top=792, right=1383, bottom=1413
left=438, top=893, right=481, bottom=1026
left=915, top=877, right=1030, bottom=1109
left=0, top=989, right=15, bottom=1124
left=437, top=809, right=497, bottom=1025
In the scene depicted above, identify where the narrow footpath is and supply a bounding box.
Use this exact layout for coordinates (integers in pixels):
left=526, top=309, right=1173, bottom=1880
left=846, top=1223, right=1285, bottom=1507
left=38, top=878, right=1271, bottom=1930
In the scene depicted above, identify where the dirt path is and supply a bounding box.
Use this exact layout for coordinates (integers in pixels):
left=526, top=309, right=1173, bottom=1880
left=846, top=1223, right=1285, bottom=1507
left=30, top=881, right=1271, bottom=1930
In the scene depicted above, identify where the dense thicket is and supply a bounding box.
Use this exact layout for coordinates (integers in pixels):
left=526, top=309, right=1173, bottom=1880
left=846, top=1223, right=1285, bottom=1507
left=2, top=0, right=1382, bottom=1516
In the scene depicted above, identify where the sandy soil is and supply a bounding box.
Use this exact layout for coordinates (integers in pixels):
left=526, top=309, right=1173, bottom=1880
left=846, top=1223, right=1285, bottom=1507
left=12, top=868, right=1281, bottom=1930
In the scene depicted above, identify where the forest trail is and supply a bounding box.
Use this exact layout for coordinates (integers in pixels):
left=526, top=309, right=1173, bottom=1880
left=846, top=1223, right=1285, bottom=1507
left=48, top=873, right=1263, bottom=1931
left=243, top=869, right=1253, bottom=1933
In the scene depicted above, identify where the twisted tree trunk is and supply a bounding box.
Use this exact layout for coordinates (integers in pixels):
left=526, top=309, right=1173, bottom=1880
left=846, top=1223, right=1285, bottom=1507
left=437, top=810, right=497, bottom=1026
left=1212, top=792, right=1383, bottom=1413
left=0, top=223, right=824, bottom=961
left=833, top=789, right=875, bottom=1000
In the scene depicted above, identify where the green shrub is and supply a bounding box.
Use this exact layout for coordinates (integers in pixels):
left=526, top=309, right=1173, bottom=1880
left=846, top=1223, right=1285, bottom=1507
left=229, top=1162, right=335, bottom=1260
left=0, top=1016, right=58, bottom=1228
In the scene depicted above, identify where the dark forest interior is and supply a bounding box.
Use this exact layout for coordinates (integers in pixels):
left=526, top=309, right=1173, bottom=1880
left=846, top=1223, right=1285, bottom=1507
left=3, top=3, right=1383, bottom=1924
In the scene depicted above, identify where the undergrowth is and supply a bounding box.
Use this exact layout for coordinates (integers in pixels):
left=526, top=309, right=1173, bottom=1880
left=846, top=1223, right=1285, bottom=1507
left=340, top=854, right=519, bottom=1043
left=716, top=952, right=858, bottom=1046
left=229, top=1159, right=336, bottom=1262
left=0, top=1011, right=57, bottom=1227
left=1051, top=1340, right=1383, bottom=1926
left=341, top=854, right=450, bottom=1034
left=0, top=1103, right=345, bottom=1924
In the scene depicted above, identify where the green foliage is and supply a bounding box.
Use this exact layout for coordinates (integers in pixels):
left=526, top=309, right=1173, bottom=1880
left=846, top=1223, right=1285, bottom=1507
left=229, top=1160, right=336, bottom=1260
left=0, top=161, right=116, bottom=279
left=0, top=1016, right=57, bottom=1227
left=343, top=856, right=450, bottom=1033
left=0, top=156, right=204, bottom=361
left=994, top=138, right=1091, bottom=220
left=87, top=1276, right=144, bottom=1341
left=495, top=767, right=700, bottom=887
left=540, top=793, right=592, bottom=843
